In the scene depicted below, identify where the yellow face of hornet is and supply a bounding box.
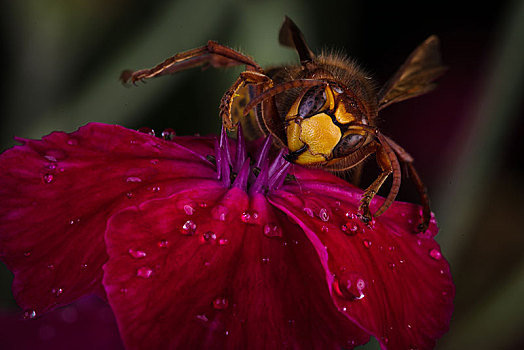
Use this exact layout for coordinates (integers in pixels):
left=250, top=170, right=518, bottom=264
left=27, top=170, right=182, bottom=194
left=285, top=84, right=367, bottom=165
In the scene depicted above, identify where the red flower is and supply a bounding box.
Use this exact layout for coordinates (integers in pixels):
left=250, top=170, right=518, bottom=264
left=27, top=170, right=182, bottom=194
left=0, top=123, right=454, bottom=349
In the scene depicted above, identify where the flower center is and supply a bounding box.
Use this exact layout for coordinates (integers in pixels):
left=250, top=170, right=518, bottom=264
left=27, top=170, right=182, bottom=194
left=211, top=127, right=293, bottom=194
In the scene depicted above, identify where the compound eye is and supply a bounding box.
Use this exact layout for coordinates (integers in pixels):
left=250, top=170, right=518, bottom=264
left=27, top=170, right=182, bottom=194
left=298, top=86, right=327, bottom=117
left=333, top=134, right=364, bottom=158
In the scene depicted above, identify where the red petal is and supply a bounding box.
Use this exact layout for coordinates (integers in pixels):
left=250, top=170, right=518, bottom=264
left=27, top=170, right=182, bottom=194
left=0, top=123, right=217, bottom=315
left=269, top=183, right=454, bottom=350
left=0, top=296, right=123, bottom=349
left=103, top=187, right=369, bottom=349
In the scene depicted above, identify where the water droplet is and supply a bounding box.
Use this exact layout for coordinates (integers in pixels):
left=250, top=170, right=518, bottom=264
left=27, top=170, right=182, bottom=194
left=388, top=263, right=397, bottom=269
left=363, top=239, right=372, bottom=249
left=333, top=272, right=366, bottom=300
left=128, top=248, right=146, bottom=259
left=42, top=173, right=54, bottom=184
left=219, top=238, right=229, bottom=246
left=24, top=251, right=31, bottom=257
left=345, top=211, right=357, bottom=219
left=67, top=138, right=78, bottom=146
left=120, top=287, right=128, bottom=294
left=44, top=149, right=66, bottom=162
left=407, top=323, right=412, bottom=329
left=136, top=266, right=153, bottom=278
left=212, top=205, right=228, bottom=221
left=263, top=223, right=282, bottom=238
left=341, top=222, right=359, bottom=236
left=202, top=231, right=217, bottom=242
left=150, top=159, right=159, bottom=165
left=24, top=309, right=37, bottom=319
left=198, top=202, right=208, bottom=208
left=262, top=257, right=270, bottom=263
left=213, top=297, right=229, bottom=310
left=126, top=176, right=142, bottom=183
left=196, top=314, right=208, bottom=322
left=52, top=288, right=63, bottom=297
left=321, top=225, right=329, bottom=233
left=183, top=204, right=195, bottom=215
left=151, top=186, right=160, bottom=192
left=303, top=207, right=314, bottom=217
left=319, top=208, right=330, bottom=222
left=388, top=245, right=396, bottom=251
left=47, top=264, right=55, bottom=270
left=158, top=240, right=169, bottom=248
left=45, top=163, right=57, bottom=170
left=429, top=248, right=442, bottom=260
left=240, top=210, right=259, bottom=224
left=161, top=128, right=176, bottom=140
left=181, top=220, right=197, bottom=235
left=126, top=192, right=134, bottom=199
left=69, top=218, right=80, bottom=225
left=80, top=263, right=88, bottom=270
left=138, top=127, right=155, bottom=136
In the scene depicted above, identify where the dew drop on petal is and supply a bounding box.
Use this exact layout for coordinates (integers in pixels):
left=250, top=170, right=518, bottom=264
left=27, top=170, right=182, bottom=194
left=150, top=159, right=159, bottom=165
left=137, top=267, right=153, bottom=278
left=151, top=186, right=160, bottom=192
left=263, top=223, right=282, bottom=238
left=126, top=192, right=134, bottom=199
left=198, top=202, right=208, bottom=208
left=69, top=218, right=80, bottom=225
left=341, top=222, right=359, bottom=236
left=183, top=204, right=195, bottom=215
left=262, top=257, right=270, bottom=263
left=212, top=297, right=229, bottom=310
left=24, top=251, right=31, bottom=257
left=161, top=128, right=176, bottom=140
left=196, top=314, right=208, bottom=322
left=126, top=176, right=142, bottom=183
left=24, top=309, right=37, bottom=319
left=429, top=248, right=442, bottom=260
left=138, top=127, right=155, bottom=136
left=303, top=207, right=314, bottom=217
left=181, top=220, right=197, bottom=235
left=47, top=264, right=55, bottom=270
left=363, top=239, right=372, bottom=249
left=45, top=149, right=67, bottom=162
left=333, top=273, right=366, bottom=301
left=67, top=138, right=78, bottom=146
left=42, top=174, right=54, bottom=184
left=202, top=231, right=217, bottom=242
left=388, top=263, right=397, bottom=269
left=52, top=288, right=63, bottom=297
left=158, top=240, right=169, bottom=248
left=219, top=238, right=229, bottom=246
left=319, top=208, right=330, bottom=222
left=240, top=210, right=259, bottom=224
left=128, top=248, right=147, bottom=259
left=212, top=205, right=228, bottom=221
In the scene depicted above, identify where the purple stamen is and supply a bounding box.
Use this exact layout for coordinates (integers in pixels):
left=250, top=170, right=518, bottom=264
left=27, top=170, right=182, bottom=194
left=234, top=125, right=247, bottom=173
left=232, top=159, right=250, bottom=190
